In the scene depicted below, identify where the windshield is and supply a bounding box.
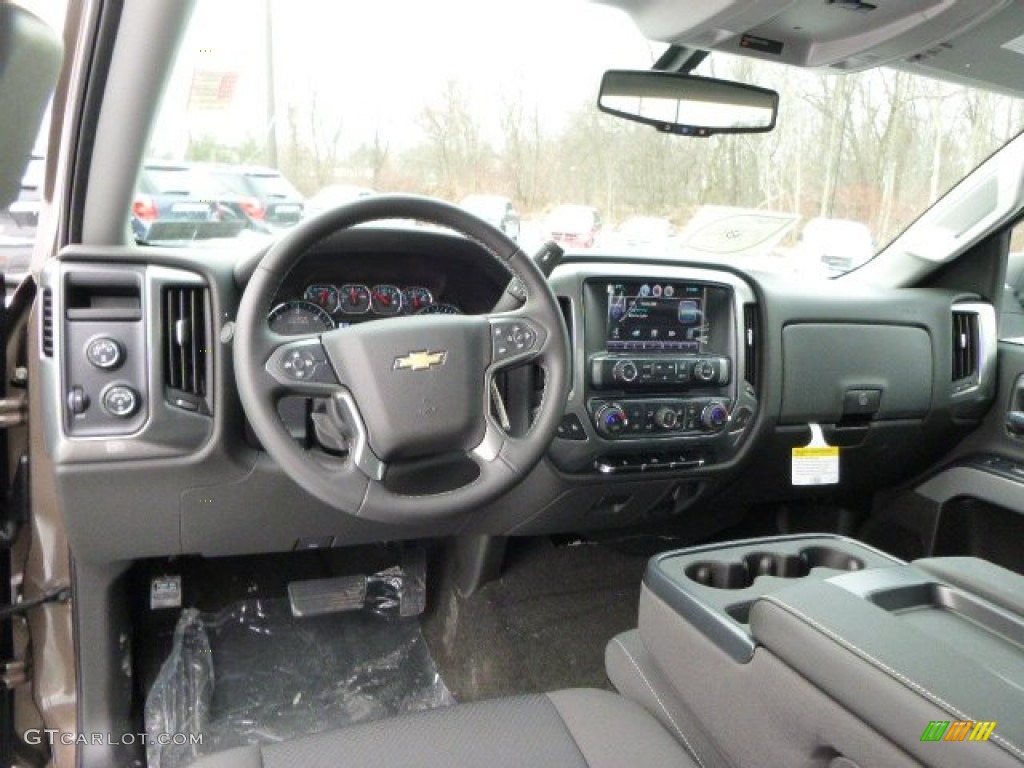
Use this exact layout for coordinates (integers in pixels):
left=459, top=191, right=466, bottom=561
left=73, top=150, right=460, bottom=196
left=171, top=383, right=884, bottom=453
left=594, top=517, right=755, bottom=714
left=138, top=0, right=1024, bottom=273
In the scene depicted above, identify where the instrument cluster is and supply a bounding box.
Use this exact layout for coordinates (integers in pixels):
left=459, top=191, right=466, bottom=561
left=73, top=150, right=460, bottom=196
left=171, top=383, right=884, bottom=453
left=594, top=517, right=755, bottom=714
left=269, top=282, right=462, bottom=336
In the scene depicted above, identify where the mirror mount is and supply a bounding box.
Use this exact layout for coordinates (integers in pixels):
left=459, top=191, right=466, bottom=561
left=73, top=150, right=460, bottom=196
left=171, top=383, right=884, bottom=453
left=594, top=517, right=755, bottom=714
left=598, top=70, right=779, bottom=137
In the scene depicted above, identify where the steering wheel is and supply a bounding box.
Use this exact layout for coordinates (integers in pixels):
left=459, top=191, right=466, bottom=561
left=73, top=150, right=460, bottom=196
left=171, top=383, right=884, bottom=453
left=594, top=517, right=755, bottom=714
left=234, top=195, right=570, bottom=523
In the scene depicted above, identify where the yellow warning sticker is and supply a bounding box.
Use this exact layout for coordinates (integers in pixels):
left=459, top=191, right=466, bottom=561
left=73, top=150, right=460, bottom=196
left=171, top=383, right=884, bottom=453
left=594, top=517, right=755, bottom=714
left=793, top=447, right=839, bottom=459
left=792, top=424, right=839, bottom=485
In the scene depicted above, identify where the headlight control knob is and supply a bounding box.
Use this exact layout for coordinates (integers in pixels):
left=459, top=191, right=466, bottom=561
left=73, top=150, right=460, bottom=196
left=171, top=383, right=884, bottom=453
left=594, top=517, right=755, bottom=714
left=86, top=337, right=124, bottom=370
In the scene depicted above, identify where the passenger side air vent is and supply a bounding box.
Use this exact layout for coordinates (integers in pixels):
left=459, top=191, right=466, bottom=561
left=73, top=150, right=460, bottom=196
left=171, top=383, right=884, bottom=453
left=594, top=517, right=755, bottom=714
left=743, top=304, right=758, bottom=391
left=951, top=310, right=980, bottom=386
left=163, top=285, right=211, bottom=413
left=41, top=288, right=54, bottom=356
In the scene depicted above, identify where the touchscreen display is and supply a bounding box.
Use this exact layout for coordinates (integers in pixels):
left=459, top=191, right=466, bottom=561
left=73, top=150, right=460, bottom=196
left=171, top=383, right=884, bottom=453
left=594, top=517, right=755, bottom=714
left=606, top=282, right=709, bottom=352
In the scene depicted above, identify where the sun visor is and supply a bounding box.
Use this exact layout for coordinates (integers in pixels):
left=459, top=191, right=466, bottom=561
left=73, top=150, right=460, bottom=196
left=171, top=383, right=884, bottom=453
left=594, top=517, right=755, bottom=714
left=0, top=3, right=63, bottom=209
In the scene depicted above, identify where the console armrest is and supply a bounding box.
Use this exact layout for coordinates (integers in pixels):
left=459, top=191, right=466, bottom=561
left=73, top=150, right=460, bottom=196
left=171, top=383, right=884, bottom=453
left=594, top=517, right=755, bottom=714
left=915, top=556, right=1024, bottom=617
left=749, top=565, right=1024, bottom=764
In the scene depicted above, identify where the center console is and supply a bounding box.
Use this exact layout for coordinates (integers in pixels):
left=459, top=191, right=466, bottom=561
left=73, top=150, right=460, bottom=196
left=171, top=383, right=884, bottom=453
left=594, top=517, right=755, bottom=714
left=606, top=535, right=1024, bottom=768
left=546, top=265, right=758, bottom=475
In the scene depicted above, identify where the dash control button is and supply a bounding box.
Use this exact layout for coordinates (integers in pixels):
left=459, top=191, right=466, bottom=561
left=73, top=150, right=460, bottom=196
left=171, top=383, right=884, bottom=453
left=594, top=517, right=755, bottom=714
left=102, top=385, right=139, bottom=418
left=86, top=337, right=123, bottom=370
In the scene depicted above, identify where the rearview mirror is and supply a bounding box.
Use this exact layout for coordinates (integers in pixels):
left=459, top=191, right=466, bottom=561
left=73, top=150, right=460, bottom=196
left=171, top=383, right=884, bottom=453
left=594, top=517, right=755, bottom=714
left=598, top=70, right=778, bottom=137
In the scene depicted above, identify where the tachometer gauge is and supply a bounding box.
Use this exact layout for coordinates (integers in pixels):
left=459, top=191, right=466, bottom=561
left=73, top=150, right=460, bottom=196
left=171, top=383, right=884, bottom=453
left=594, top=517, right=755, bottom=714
left=268, top=300, right=334, bottom=336
left=303, top=284, right=340, bottom=314
left=370, top=284, right=403, bottom=315
left=418, top=303, right=462, bottom=315
left=402, top=286, right=433, bottom=313
left=338, top=284, right=371, bottom=314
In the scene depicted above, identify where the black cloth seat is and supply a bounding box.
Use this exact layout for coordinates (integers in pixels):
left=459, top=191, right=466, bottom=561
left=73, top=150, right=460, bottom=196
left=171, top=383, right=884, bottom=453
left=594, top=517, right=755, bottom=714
left=189, top=688, right=699, bottom=768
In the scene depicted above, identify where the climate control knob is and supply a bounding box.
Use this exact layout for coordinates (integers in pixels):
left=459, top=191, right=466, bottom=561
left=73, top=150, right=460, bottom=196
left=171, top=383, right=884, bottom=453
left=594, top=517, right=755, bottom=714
left=701, top=401, right=729, bottom=431
left=654, top=407, right=678, bottom=429
left=612, top=360, right=639, bottom=384
left=595, top=403, right=628, bottom=437
left=694, top=359, right=717, bottom=383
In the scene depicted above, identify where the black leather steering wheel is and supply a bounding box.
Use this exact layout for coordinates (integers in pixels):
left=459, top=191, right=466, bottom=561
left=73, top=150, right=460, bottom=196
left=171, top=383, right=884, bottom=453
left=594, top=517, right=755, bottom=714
left=234, top=194, right=571, bottom=523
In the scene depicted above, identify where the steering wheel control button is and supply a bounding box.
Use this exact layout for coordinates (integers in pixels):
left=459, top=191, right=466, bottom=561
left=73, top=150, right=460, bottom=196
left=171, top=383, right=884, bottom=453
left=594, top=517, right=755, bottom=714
left=274, top=343, right=334, bottom=384
left=102, top=385, right=139, bottom=418
left=492, top=320, right=540, bottom=362
left=556, top=413, right=588, bottom=441
left=86, top=337, right=124, bottom=370
left=67, top=386, right=90, bottom=416
left=282, top=349, right=318, bottom=380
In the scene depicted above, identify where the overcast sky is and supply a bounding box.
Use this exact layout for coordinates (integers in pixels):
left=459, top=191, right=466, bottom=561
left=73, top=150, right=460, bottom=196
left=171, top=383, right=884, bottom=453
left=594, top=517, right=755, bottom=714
left=150, top=0, right=664, bottom=156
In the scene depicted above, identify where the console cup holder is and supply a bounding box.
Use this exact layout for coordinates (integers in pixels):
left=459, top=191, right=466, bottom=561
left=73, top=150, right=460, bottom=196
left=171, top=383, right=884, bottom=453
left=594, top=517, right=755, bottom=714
left=744, top=552, right=807, bottom=578
left=685, top=561, right=751, bottom=590
left=684, top=546, right=866, bottom=590
left=800, top=546, right=865, bottom=572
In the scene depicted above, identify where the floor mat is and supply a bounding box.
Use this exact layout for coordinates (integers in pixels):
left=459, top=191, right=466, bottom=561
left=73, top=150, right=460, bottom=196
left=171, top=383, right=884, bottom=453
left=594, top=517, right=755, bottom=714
left=144, top=598, right=454, bottom=768
left=423, top=539, right=647, bottom=701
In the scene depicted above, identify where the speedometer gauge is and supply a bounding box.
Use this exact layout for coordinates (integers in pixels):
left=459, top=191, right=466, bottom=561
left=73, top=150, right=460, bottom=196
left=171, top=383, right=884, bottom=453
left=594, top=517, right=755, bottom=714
left=268, top=300, right=334, bottom=336
left=303, top=284, right=339, bottom=314
left=370, top=284, right=403, bottom=315
left=402, top=286, right=433, bottom=313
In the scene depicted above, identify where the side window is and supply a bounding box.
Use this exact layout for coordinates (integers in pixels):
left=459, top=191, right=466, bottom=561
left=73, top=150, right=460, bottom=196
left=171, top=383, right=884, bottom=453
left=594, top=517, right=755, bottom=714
left=1001, top=222, right=1024, bottom=342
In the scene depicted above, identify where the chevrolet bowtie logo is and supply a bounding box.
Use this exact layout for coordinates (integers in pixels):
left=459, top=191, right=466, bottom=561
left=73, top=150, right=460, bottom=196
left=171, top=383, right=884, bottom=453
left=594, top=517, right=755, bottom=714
left=393, top=350, right=448, bottom=372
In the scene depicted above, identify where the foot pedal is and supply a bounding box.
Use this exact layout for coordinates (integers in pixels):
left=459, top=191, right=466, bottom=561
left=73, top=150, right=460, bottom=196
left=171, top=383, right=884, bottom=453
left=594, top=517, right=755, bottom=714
left=288, top=574, right=368, bottom=617
left=288, top=548, right=427, bottom=618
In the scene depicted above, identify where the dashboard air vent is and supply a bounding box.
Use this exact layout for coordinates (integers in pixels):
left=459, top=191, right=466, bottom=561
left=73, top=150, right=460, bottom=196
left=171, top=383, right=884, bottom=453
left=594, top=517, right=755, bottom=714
left=951, top=310, right=979, bottom=384
left=41, top=288, right=54, bottom=356
left=163, top=285, right=210, bottom=411
left=743, top=304, right=758, bottom=391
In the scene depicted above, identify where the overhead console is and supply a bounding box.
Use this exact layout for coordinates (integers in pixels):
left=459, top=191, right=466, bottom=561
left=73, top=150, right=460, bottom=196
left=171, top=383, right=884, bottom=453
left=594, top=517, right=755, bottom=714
left=600, top=0, right=1010, bottom=72
left=546, top=264, right=759, bottom=475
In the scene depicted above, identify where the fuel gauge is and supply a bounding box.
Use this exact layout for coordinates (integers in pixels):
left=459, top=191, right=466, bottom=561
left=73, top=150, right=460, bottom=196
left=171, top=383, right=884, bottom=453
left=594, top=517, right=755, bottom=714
left=338, top=284, right=371, bottom=314
left=304, top=284, right=339, bottom=314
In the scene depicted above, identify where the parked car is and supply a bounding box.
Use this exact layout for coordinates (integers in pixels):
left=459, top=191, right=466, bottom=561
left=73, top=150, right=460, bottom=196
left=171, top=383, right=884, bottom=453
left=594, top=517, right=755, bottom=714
left=202, top=164, right=305, bottom=229
left=543, top=203, right=601, bottom=248
left=305, top=184, right=376, bottom=218
left=797, top=216, right=875, bottom=274
left=132, top=161, right=248, bottom=241
left=459, top=194, right=521, bottom=240
left=6, top=153, right=45, bottom=230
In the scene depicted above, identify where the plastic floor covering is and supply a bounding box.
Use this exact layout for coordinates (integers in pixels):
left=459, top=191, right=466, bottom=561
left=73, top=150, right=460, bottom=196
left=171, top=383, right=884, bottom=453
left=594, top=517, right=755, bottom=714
left=144, top=598, right=454, bottom=768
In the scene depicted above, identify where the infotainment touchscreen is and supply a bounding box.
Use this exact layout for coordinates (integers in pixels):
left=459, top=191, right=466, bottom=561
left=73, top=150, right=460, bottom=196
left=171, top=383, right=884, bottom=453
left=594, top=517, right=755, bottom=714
left=606, top=282, right=709, bottom=352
